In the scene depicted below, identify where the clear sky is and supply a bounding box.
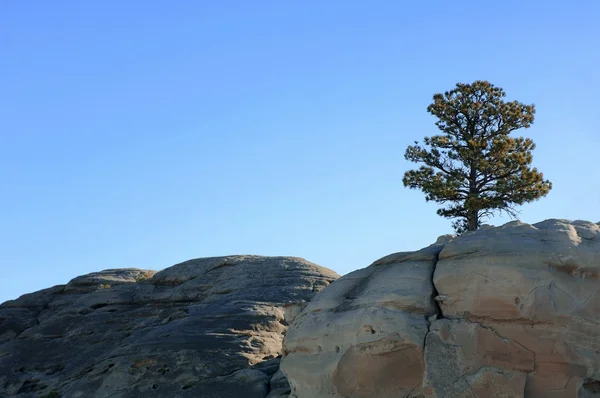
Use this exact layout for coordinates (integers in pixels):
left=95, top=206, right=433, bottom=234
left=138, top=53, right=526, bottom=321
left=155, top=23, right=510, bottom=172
left=1, top=1, right=598, bottom=304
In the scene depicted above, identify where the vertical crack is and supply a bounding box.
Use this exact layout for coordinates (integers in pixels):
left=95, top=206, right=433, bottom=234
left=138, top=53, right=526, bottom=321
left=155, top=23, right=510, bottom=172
left=421, top=244, right=447, bottom=396
left=423, top=245, right=444, bottom=345
left=430, top=247, right=444, bottom=320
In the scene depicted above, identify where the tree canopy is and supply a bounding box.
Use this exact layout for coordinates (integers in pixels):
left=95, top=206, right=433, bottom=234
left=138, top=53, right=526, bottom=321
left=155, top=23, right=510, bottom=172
left=403, top=80, right=552, bottom=233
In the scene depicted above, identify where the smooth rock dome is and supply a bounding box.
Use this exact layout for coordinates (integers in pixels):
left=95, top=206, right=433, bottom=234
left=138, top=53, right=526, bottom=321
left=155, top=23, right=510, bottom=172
left=0, top=255, right=339, bottom=397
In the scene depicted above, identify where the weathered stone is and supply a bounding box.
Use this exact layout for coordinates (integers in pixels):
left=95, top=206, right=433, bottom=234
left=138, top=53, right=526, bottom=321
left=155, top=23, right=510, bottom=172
left=432, top=219, right=600, bottom=397
left=423, top=319, right=533, bottom=397
left=266, top=369, right=292, bottom=398
left=0, top=256, right=338, bottom=397
left=281, top=241, right=444, bottom=397
left=282, top=219, right=600, bottom=397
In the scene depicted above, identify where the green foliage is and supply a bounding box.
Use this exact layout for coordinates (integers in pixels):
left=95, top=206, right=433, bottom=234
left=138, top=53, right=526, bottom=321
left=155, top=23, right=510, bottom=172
left=403, top=80, right=552, bottom=233
left=40, top=391, right=61, bottom=398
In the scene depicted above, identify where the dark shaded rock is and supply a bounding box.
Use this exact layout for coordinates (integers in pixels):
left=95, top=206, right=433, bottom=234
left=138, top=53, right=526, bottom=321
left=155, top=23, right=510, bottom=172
left=0, top=256, right=338, bottom=397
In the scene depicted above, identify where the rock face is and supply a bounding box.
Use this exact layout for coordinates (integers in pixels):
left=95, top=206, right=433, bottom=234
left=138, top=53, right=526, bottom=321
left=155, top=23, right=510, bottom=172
left=281, top=219, right=600, bottom=397
left=0, top=255, right=339, bottom=398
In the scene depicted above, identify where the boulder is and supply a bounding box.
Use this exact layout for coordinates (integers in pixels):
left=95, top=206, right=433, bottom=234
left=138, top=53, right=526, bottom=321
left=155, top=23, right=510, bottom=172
left=281, top=242, right=444, bottom=398
left=281, top=219, right=600, bottom=397
left=0, top=255, right=338, bottom=397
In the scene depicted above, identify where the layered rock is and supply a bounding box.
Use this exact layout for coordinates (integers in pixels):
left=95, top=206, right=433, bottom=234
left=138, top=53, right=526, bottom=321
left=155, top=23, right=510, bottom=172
left=0, top=255, right=339, bottom=398
left=281, top=219, right=600, bottom=397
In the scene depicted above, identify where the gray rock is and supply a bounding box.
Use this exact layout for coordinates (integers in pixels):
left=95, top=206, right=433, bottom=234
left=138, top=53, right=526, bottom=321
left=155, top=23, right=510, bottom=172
left=266, top=370, right=291, bottom=398
left=0, top=256, right=338, bottom=397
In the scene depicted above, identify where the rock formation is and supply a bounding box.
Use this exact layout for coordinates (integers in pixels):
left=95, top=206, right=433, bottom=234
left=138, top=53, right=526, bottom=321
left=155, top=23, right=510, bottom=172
left=281, top=219, right=600, bottom=397
left=0, top=255, right=339, bottom=398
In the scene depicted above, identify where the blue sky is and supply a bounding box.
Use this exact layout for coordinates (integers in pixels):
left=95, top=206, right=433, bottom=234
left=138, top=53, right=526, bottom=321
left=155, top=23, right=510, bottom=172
left=1, top=1, right=598, bottom=304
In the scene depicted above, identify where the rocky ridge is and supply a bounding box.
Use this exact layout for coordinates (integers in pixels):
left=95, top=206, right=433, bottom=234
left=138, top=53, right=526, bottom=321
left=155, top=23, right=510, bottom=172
left=0, top=255, right=339, bottom=398
left=281, top=219, right=600, bottom=397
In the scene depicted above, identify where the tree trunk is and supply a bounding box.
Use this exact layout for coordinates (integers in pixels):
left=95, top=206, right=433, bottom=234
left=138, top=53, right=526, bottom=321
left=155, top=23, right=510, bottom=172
left=467, top=166, right=479, bottom=231
left=467, top=211, right=479, bottom=231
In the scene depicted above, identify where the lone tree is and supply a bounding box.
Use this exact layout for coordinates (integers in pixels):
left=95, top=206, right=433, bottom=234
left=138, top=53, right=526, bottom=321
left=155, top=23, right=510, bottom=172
left=403, top=80, right=552, bottom=233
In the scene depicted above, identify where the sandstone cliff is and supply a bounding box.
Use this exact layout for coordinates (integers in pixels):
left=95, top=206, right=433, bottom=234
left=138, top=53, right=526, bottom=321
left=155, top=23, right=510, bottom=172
left=0, top=255, right=339, bottom=398
left=281, top=219, right=600, bottom=397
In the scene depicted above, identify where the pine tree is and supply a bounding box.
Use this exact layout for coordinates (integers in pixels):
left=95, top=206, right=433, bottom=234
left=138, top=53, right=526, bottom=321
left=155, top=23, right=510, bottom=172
left=403, top=80, right=552, bottom=233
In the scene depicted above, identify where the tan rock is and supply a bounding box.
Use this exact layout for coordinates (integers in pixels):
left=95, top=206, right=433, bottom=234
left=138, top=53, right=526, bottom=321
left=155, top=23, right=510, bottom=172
left=281, top=242, right=443, bottom=397
left=423, top=319, right=533, bottom=397
left=283, top=219, right=600, bottom=397
left=467, top=367, right=528, bottom=398
left=432, top=219, right=600, bottom=397
left=435, top=219, right=600, bottom=325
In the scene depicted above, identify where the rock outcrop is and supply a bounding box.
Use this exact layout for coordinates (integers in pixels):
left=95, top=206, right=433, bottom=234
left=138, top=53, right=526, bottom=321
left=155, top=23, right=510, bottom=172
left=281, top=219, right=600, bottom=397
left=0, top=255, right=339, bottom=398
